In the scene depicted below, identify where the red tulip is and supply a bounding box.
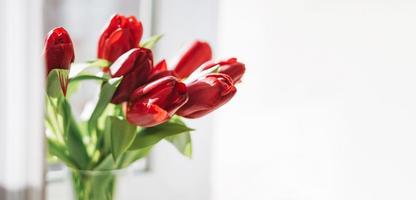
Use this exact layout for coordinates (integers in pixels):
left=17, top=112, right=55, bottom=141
left=98, top=14, right=143, bottom=62
left=152, top=60, right=168, bottom=76
left=202, top=58, right=246, bottom=83
left=173, top=41, right=212, bottom=79
left=110, top=48, right=153, bottom=104
left=176, top=73, right=236, bottom=118
left=126, top=76, right=188, bottom=127
left=148, top=59, right=177, bottom=82
left=44, top=27, right=75, bottom=74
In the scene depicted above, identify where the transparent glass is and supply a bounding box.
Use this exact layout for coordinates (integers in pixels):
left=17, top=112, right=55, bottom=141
left=70, top=169, right=119, bottom=200
left=47, top=162, right=147, bottom=200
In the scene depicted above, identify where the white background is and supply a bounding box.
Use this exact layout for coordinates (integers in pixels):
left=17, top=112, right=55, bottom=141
left=213, top=0, right=416, bottom=200
left=0, top=0, right=44, bottom=194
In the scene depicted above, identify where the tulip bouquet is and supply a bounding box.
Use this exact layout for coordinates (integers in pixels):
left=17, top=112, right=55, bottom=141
left=44, top=14, right=245, bottom=200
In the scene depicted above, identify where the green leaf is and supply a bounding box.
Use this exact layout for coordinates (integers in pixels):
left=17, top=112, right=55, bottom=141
left=88, top=77, right=122, bottom=133
left=47, top=138, right=78, bottom=169
left=165, top=117, right=193, bottom=158
left=97, top=104, right=122, bottom=136
left=68, top=60, right=111, bottom=79
left=105, top=116, right=137, bottom=160
left=67, top=74, right=109, bottom=97
left=47, top=69, right=69, bottom=98
left=70, top=74, right=108, bottom=83
left=45, top=96, right=89, bottom=169
left=129, top=121, right=194, bottom=150
left=87, top=59, right=111, bottom=67
left=45, top=96, right=63, bottom=138
left=92, top=104, right=122, bottom=156
left=117, top=146, right=153, bottom=168
left=140, top=34, right=163, bottom=49
left=103, top=119, right=112, bottom=154
left=65, top=80, right=81, bottom=98
left=93, top=155, right=115, bottom=171
left=94, top=145, right=153, bottom=170
left=166, top=132, right=192, bottom=158
left=61, top=98, right=90, bottom=169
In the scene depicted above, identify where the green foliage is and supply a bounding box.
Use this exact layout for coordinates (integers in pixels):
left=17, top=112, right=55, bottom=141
left=87, top=59, right=111, bottom=68
left=69, top=59, right=110, bottom=79
left=45, top=95, right=89, bottom=169
left=47, top=69, right=69, bottom=97
left=47, top=138, right=77, bottom=169
left=165, top=116, right=193, bottom=158
left=88, top=77, right=122, bottom=133
left=104, top=116, right=137, bottom=160
left=118, top=146, right=153, bottom=168
left=70, top=74, right=108, bottom=83
left=61, top=98, right=90, bottom=169
left=129, top=120, right=194, bottom=150
left=140, top=34, right=163, bottom=49
left=166, top=132, right=193, bottom=158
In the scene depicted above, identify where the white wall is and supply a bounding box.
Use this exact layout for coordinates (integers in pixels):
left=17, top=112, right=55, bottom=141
left=0, top=0, right=44, bottom=196
left=213, top=0, right=416, bottom=200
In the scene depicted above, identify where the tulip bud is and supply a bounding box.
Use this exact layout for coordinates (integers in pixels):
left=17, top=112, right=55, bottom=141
left=44, top=27, right=75, bottom=74
left=126, top=76, right=188, bottom=127
left=176, top=73, right=236, bottom=118
left=98, top=14, right=143, bottom=62
left=110, top=48, right=153, bottom=104
left=173, top=41, right=212, bottom=79
left=202, top=58, right=246, bottom=83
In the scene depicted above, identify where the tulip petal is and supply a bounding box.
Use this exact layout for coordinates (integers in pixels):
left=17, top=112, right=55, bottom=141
left=127, top=102, right=169, bottom=127
left=110, top=48, right=140, bottom=77
left=127, top=76, right=188, bottom=127
left=111, top=48, right=153, bottom=104
left=97, top=14, right=143, bottom=62
left=103, top=28, right=133, bottom=62
left=126, top=16, right=143, bottom=45
left=173, top=41, right=212, bottom=79
left=201, top=58, right=246, bottom=83
left=177, top=73, right=236, bottom=119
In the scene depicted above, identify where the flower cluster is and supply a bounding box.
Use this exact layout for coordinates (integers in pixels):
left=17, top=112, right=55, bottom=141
left=44, top=14, right=245, bottom=128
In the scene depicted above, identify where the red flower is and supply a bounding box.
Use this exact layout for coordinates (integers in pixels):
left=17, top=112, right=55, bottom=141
left=176, top=73, right=236, bottom=118
left=173, top=41, right=212, bottom=79
left=151, top=60, right=168, bottom=76
left=202, top=58, right=246, bottom=83
left=148, top=59, right=177, bottom=82
left=98, top=14, right=143, bottom=62
left=44, top=27, right=75, bottom=74
left=126, top=76, right=188, bottom=127
left=110, top=48, right=153, bottom=104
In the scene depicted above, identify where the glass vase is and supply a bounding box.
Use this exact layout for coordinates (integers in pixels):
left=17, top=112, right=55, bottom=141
left=70, top=169, right=119, bottom=200
left=47, top=162, right=147, bottom=200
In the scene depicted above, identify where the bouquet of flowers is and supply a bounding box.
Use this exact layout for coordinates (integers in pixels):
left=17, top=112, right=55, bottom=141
left=44, top=14, right=245, bottom=200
